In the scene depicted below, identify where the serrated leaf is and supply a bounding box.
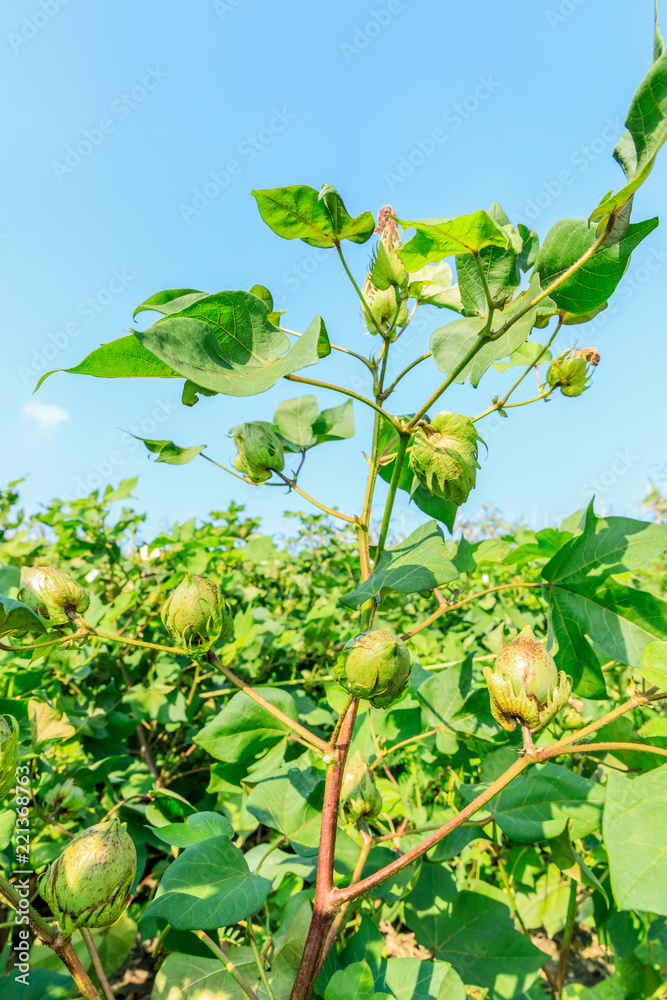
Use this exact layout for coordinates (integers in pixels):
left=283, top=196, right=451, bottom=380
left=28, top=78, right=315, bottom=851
left=397, top=211, right=508, bottom=270
left=132, top=435, right=206, bottom=465
left=143, top=835, right=271, bottom=930
left=134, top=292, right=326, bottom=396
left=339, top=521, right=458, bottom=610
left=535, top=217, right=658, bottom=314
left=604, top=764, right=667, bottom=916
left=252, top=184, right=375, bottom=248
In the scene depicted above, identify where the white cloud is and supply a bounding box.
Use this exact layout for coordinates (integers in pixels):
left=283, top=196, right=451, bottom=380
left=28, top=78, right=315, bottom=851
left=21, top=402, right=71, bottom=428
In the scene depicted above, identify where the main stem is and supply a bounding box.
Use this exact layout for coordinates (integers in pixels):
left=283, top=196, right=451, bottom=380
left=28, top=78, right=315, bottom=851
left=289, top=700, right=358, bottom=1000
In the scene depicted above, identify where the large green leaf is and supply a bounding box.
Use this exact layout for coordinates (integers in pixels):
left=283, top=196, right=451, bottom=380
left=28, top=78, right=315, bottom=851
left=418, top=660, right=498, bottom=754
left=35, top=334, right=178, bottom=390
left=397, top=211, right=508, bottom=270
left=246, top=768, right=324, bottom=857
left=148, top=811, right=234, bottom=848
left=132, top=288, right=207, bottom=319
left=339, top=521, right=458, bottom=610
left=460, top=762, right=606, bottom=842
left=604, top=764, right=667, bottom=916
left=382, top=957, right=466, bottom=1000
left=143, top=835, right=271, bottom=929
left=592, top=12, right=667, bottom=221
left=312, top=398, right=355, bottom=445
left=455, top=205, right=522, bottom=315
left=273, top=395, right=319, bottom=448
left=134, top=292, right=328, bottom=396
left=534, top=217, right=658, bottom=314
left=323, top=961, right=377, bottom=1000
left=0, top=595, right=46, bottom=637
left=542, top=507, right=667, bottom=695
left=252, top=184, right=375, bottom=248
left=152, top=952, right=251, bottom=1000
left=194, top=688, right=299, bottom=784
left=404, top=868, right=543, bottom=999
left=640, top=639, right=667, bottom=691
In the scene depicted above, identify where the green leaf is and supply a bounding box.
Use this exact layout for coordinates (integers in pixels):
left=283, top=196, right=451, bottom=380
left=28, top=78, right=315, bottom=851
left=312, top=398, right=355, bottom=444
left=397, top=211, right=508, bottom=270
left=273, top=395, right=319, bottom=449
left=246, top=768, right=324, bottom=856
left=103, top=477, right=138, bottom=502
left=604, top=764, right=667, bottom=917
left=455, top=208, right=521, bottom=315
left=548, top=820, right=608, bottom=900
left=324, top=961, right=377, bottom=1000
left=132, top=288, right=207, bottom=319
left=132, top=435, right=206, bottom=465
left=194, top=688, right=299, bottom=784
left=494, top=340, right=552, bottom=373
left=148, top=811, right=234, bottom=848
left=418, top=660, right=497, bottom=755
left=251, top=184, right=375, bottom=248
left=152, top=952, right=250, bottom=1000
left=134, top=292, right=326, bottom=397
left=143, top=834, right=271, bottom=930
left=35, top=334, right=178, bottom=390
left=382, top=957, right=467, bottom=1000
left=404, top=870, right=544, bottom=999
left=542, top=506, right=667, bottom=695
left=640, top=638, right=667, bottom=691
left=339, top=521, right=458, bottom=610
left=0, top=595, right=46, bottom=638
left=408, top=262, right=463, bottom=312
left=591, top=11, right=667, bottom=221
left=534, top=217, right=658, bottom=314
left=461, top=762, right=606, bottom=842
left=28, top=699, right=76, bottom=745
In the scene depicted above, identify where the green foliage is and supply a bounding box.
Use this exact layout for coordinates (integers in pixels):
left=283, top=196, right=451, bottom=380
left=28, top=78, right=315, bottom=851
left=5, top=12, right=667, bottom=1000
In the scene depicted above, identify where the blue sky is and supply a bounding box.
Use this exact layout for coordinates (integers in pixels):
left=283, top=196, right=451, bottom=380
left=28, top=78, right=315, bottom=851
left=2, top=0, right=666, bottom=545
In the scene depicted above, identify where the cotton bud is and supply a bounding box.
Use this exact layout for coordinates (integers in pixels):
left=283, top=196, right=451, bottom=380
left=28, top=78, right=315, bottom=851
left=44, top=779, right=87, bottom=817
left=38, top=819, right=136, bottom=938
left=547, top=348, right=599, bottom=397
left=0, top=716, right=20, bottom=801
left=334, top=630, right=411, bottom=709
left=161, top=574, right=232, bottom=657
left=18, top=567, right=89, bottom=626
left=409, top=412, right=480, bottom=505
left=341, top=750, right=382, bottom=825
left=375, top=205, right=402, bottom=251
left=483, top=625, right=572, bottom=734
left=232, top=421, right=285, bottom=483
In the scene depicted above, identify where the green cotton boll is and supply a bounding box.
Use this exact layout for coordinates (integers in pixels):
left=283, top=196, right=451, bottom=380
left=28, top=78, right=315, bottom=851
left=341, top=749, right=382, bottom=825
left=231, top=421, right=285, bottom=483
left=0, top=716, right=20, bottom=802
left=18, top=566, right=90, bottom=627
left=333, top=629, right=412, bottom=709
left=483, top=624, right=572, bottom=734
left=38, top=819, right=137, bottom=939
left=160, top=573, right=232, bottom=658
left=547, top=347, right=599, bottom=397
left=44, top=779, right=87, bottom=817
left=409, top=411, right=481, bottom=506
